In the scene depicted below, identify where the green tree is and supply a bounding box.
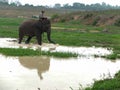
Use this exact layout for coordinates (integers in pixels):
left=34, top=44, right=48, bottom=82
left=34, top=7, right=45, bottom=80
left=54, top=3, right=61, bottom=8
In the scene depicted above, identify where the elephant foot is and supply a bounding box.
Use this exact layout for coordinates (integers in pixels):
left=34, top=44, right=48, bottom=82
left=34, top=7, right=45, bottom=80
left=50, top=41, right=55, bottom=44
left=18, top=42, right=21, bottom=44
left=38, top=43, right=42, bottom=45
left=25, top=41, right=29, bottom=44
left=18, top=41, right=21, bottom=44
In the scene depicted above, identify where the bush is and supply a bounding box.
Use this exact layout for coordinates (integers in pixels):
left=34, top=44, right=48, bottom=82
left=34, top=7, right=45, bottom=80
left=92, top=17, right=100, bottom=26
left=51, top=14, right=59, bottom=20
left=59, top=18, right=66, bottom=23
left=84, top=13, right=93, bottom=19
left=114, top=18, right=120, bottom=26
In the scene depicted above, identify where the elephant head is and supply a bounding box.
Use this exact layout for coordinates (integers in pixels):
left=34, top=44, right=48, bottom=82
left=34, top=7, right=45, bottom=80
left=41, top=18, right=55, bottom=43
left=18, top=11, right=55, bottom=45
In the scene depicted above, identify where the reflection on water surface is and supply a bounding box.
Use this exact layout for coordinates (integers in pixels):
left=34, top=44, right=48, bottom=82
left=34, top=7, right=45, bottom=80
left=19, top=56, right=50, bottom=80
left=0, top=55, right=120, bottom=90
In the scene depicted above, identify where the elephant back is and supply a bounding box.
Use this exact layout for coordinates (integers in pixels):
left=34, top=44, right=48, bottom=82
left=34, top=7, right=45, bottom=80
left=39, top=18, right=51, bottom=25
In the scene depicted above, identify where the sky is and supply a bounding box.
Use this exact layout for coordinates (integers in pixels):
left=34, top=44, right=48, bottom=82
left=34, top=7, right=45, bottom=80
left=10, top=0, right=120, bottom=6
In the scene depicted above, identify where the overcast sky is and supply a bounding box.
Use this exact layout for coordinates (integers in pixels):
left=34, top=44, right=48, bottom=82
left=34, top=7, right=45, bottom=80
left=10, top=0, right=120, bottom=6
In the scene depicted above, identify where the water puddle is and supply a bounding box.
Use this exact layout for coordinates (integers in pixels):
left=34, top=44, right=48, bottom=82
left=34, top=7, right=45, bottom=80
left=0, top=38, right=112, bottom=56
left=0, top=38, right=119, bottom=90
left=0, top=55, right=120, bottom=90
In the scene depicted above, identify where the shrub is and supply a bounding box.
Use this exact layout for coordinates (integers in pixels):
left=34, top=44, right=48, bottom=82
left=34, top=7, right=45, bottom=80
left=92, top=17, right=100, bottom=26
left=114, top=18, right=120, bottom=26
left=51, top=14, right=59, bottom=20
left=84, top=13, right=93, bottom=19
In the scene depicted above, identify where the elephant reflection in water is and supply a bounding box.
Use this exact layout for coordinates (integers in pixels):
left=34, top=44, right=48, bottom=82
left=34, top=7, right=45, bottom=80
left=19, top=56, right=50, bottom=80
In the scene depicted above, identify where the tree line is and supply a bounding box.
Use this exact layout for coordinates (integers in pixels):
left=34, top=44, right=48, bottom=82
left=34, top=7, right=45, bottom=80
left=0, top=0, right=120, bottom=11
left=54, top=2, right=120, bottom=10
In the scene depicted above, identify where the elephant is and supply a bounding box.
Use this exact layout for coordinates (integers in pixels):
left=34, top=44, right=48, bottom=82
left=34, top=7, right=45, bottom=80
left=18, top=17, right=55, bottom=45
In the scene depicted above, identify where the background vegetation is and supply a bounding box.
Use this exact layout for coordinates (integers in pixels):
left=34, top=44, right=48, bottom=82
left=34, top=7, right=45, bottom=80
left=0, top=0, right=120, bottom=11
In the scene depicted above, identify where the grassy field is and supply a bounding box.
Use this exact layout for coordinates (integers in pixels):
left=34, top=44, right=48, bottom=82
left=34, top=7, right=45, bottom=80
left=0, top=17, right=23, bottom=37
left=0, top=17, right=120, bottom=58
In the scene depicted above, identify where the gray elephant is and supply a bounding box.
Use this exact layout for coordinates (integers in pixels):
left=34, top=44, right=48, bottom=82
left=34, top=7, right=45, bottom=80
left=18, top=16, right=55, bottom=45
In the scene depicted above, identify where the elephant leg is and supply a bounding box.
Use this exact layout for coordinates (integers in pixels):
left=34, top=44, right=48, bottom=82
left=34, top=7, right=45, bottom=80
left=47, top=32, right=55, bottom=44
left=36, top=34, right=42, bottom=45
left=18, top=34, right=24, bottom=44
left=25, top=36, right=32, bottom=44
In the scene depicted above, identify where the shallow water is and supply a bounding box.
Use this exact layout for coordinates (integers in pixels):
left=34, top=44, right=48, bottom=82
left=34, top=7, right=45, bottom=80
left=0, top=55, right=120, bottom=90
left=0, top=38, right=112, bottom=56
left=0, top=38, right=117, bottom=90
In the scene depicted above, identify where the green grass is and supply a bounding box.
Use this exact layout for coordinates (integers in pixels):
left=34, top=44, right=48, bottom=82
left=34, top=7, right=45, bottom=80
left=0, top=18, right=23, bottom=26
left=85, top=71, right=120, bottom=90
left=0, top=17, right=24, bottom=38
left=0, top=48, right=78, bottom=57
left=52, top=30, right=113, bottom=47
left=52, top=22, right=103, bottom=32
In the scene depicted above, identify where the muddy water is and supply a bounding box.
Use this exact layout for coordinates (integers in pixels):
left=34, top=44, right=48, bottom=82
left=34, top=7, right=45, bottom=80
left=0, top=38, right=117, bottom=90
left=0, top=38, right=112, bottom=56
left=0, top=55, right=120, bottom=90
